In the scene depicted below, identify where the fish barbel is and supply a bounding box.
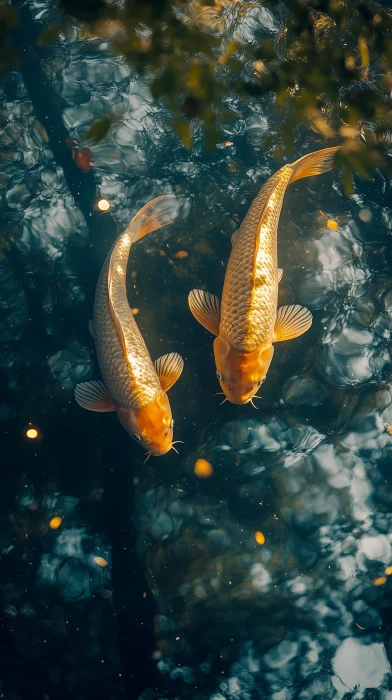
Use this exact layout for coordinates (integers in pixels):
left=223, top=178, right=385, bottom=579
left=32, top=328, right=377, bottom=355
left=75, top=195, right=184, bottom=457
left=189, top=146, right=340, bottom=405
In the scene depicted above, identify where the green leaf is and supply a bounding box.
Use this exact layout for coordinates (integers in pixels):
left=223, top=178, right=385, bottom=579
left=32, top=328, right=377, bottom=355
left=174, top=121, right=192, bottom=150
left=342, top=164, right=354, bottom=196
left=204, top=124, right=221, bottom=151
left=59, top=0, right=106, bottom=22
left=37, top=23, right=63, bottom=46
left=85, top=116, right=117, bottom=143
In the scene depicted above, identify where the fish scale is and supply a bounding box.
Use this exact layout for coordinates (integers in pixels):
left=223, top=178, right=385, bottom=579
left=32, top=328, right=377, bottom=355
left=220, top=167, right=292, bottom=351
left=93, top=236, right=160, bottom=411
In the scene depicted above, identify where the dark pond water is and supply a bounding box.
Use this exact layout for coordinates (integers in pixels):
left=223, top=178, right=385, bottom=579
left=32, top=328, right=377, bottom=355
left=2, top=3, right=392, bottom=699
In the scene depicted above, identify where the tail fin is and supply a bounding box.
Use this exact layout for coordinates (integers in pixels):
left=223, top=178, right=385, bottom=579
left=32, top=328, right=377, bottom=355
left=125, top=194, right=180, bottom=243
left=289, top=146, right=340, bottom=185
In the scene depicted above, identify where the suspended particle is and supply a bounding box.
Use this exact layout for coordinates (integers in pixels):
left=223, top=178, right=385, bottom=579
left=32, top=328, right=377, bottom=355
left=385, top=566, right=392, bottom=575
left=131, top=308, right=140, bottom=315
left=373, top=576, right=387, bottom=586
left=327, top=219, right=339, bottom=231
left=174, top=250, right=188, bottom=259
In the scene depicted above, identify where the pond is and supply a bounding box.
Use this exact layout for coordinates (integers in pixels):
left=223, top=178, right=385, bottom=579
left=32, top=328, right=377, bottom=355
left=1, top=2, right=392, bottom=699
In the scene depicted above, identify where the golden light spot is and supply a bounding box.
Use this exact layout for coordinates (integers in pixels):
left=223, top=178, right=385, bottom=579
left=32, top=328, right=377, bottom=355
left=194, top=458, right=213, bottom=478
left=26, top=428, right=39, bottom=439
left=373, top=576, right=387, bottom=586
left=224, top=141, right=233, bottom=147
left=254, top=531, right=266, bottom=545
left=385, top=566, right=392, bottom=575
left=339, top=126, right=357, bottom=138
left=384, top=423, right=392, bottom=437
left=327, top=219, right=339, bottom=231
left=116, top=265, right=123, bottom=275
left=345, top=55, right=356, bottom=70
left=97, top=198, right=110, bottom=211
left=174, top=250, right=188, bottom=259
left=93, top=556, right=108, bottom=567
left=49, top=516, right=62, bottom=530
left=131, top=308, right=139, bottom=315
left=254, top=60, right=265, bottom=74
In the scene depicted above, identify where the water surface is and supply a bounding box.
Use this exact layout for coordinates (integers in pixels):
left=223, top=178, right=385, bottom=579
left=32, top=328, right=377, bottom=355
left=2, top=4, right=392, bottom=699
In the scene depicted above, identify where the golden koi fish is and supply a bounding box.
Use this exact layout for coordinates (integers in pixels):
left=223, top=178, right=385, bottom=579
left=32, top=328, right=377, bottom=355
left=189, top=147, right=339, bottom=405
left=75, top=195, right=184, bottom=457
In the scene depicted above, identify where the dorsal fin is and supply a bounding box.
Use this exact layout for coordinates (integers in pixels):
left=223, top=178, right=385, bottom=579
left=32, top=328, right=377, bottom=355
left=107, top=195, right=180, bottom=360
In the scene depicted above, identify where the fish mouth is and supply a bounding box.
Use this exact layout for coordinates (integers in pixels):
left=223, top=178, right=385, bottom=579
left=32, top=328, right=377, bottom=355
left=218, top=393, right=262, bottom=407
left=144, top=441, right=184, bottom=460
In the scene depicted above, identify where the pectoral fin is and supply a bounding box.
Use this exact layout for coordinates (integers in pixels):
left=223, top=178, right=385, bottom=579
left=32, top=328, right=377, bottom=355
left=88, top=320, right=94, bottom=337
left=74, top=380, right=117, bottom=412
left=188, top=289, right=221, bottom=336
left=277, top=268, right=283, bottom=283
left=155, top=353, right=184, bottom=392
left=273, top=305, right=312, bottom=342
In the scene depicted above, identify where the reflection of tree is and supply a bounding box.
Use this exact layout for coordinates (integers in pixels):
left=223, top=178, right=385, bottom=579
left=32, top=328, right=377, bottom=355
left=5, top=0, right=392, bottom=182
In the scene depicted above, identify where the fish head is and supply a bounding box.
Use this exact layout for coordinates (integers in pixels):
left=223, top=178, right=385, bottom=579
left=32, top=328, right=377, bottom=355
left=213, top=335, right=274, bottom=405
left=117, top=390, right=174, bottom=456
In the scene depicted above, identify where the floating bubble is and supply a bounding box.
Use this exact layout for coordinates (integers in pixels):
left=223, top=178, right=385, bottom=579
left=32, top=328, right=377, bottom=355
left=97, top=198, right=110, bottom=211
left=49, top=517, right=63, bottom=530
left=93, top=556, right=108, bottom=567
left=194, top=458, right=214, bottom=478
left=254, top=531, right=265, bottom=545
left=26, top=427, right=39, bottom=439
left=359, top=208, right=372, bottom=222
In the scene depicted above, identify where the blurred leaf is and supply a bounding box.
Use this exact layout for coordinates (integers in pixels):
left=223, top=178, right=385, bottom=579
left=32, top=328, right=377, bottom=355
left=37, top=23, right=63, bottom=46
left=174, top=121, right=192, bottom=149
left=85, top=115, right=118, bottom=143
left=59, top=0, right=107, bottom=21
left=204, top=124, right=221, bottom=151
left=342, top=164, right=354, bottom=196
left=358, top=36, right=370, bottom=70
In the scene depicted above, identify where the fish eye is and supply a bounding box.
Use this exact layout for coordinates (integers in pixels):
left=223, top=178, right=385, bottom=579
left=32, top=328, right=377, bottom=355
left=216, top=372, right=222, bottom=381
left=132, top=433, right=141, bottom=441
left=171, top=419, right=174, bottom=428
